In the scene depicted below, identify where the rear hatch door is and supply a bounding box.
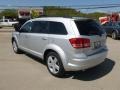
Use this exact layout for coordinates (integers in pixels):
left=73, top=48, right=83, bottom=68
left=75, top=19, right=106, bottom=56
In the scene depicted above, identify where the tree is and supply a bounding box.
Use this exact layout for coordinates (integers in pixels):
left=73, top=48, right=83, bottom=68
left=44, top=6, right=107, bottom=20
left=0, top=9, right=17, bottom=19
left=31, top=9, right=41, bottom=18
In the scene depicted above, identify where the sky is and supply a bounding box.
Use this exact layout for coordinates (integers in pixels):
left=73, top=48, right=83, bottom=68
left=0, top=0, right=120, bottom=13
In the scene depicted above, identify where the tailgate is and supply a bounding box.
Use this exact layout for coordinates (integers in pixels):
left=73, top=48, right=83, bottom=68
left=74, top=19, right=107, bottom=56
left=81, top=34, right=107, bottom=56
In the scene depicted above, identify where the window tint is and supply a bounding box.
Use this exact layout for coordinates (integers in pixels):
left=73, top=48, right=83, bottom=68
left=31, top=21, right=48, bottom=33
left=108, top=22, right=112, bottom=26
left=5, top=20, right=8, bottom=22
left=75, top=19, right=105, bottom=36
left=112, top=22, right=120, bottom=27
left=20, top=22, right=32, bottom=33
left=112, top=23, right=115, bottom=26
left=49, top=22, right=67, bottom=35
left=117, top=22, right=120, bottom=26
left=102, top=23, right=109, bottom=26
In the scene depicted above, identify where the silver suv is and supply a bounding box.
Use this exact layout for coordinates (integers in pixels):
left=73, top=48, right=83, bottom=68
left=12, top=17, right=108, bottom=77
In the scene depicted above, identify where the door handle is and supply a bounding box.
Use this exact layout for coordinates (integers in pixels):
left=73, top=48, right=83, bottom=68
left=42, top=37, right=48, bottom=40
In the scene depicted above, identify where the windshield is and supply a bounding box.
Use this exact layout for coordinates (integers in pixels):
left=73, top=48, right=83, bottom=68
left=75, top=19, right=105, bottom=36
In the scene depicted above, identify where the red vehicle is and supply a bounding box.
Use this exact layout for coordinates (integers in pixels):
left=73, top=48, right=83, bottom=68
left=99, top=16, right=109, bottom=24
left=18, top=9, right=31, bottom=19
left=99, top=13, right=120, bottom=25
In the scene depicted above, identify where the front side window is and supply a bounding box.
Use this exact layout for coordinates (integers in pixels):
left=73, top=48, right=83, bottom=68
left=113, top=22, right=120, bottom=27
left=102, top=23, right=109, bottom=26
left=5, top=20, right=8, bottom=22
left=20, top=22, right=32, bottom=33
left=108, top=22, right=112, bottom=26
left=31, top=21, right=48, bottom=33
left=49, top=22, right=67, bottom=35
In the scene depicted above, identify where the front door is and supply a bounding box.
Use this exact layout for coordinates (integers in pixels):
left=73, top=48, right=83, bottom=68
left=26, top=21, right=49, bottom=57
left=18, top=21, right=32, bottom=50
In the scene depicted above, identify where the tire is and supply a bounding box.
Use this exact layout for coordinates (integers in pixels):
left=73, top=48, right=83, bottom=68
left=12, top=40, right=22, bottom=54
left=46, top=52, right=65, bottom=77
left=112, top=31, right=118, bottom=40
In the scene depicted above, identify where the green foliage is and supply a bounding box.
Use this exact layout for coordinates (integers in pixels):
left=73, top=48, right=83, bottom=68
left=0, top=7, right=107, bottom=20
left=0, top=9, right=17, bottom=18
left=86, top=12, right=107, bottom=20
left=31, top=10, right=40, bottom=18
left=44, top=6, right=107, bottom=20
left=44, top=6, right=80, bottom=17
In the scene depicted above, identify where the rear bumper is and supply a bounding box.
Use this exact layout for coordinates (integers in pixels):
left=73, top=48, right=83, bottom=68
left=65, top=49, right=108, bottom=71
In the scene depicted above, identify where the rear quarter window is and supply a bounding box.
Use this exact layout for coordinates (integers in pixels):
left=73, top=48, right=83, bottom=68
left=75, top=19, right=105, bottom=36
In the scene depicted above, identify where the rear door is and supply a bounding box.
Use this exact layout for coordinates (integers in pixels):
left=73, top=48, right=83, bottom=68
left=75, top=19, right=107, bottom=56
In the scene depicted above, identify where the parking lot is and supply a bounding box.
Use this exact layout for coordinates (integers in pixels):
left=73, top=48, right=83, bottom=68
left=0, top=28, right=120, bottom=90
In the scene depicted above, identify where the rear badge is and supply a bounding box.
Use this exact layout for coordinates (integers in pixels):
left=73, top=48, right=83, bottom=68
left=94, top=41, right=101, bottom=49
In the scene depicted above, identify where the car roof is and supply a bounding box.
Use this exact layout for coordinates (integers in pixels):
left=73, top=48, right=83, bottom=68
left=30, top=17, right=90, bottom=22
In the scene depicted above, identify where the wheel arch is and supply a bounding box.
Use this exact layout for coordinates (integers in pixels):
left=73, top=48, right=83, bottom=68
left=112, top=29, right=119, bottom=35
left=11, top=36, right=19, bottom=47
left=43, top=45, right=67, bottom=68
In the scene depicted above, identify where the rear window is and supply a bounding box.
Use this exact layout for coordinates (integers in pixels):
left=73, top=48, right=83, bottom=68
left=75, top=19, right=105, bottom=36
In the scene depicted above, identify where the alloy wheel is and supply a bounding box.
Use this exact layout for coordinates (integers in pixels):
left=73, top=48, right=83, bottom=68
left=47, top=56, right=60, bottom=74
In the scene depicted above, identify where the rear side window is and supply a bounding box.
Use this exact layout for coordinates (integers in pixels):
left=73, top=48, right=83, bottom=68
left=75, top=20, right=105, bottom=36
left=31, top=21, right=48, bottom=33
left=49, top=22, right=67, bottom=35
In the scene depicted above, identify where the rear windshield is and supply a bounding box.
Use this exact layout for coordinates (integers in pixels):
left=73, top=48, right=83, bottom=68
left=75, top=19, right=105, bottom=36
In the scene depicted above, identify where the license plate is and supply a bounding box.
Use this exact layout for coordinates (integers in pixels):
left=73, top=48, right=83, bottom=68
left=94, top=41, right=101, bottom=49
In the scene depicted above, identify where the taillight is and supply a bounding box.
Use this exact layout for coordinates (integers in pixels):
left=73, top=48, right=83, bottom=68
left=69, top=38, right=90, bottom=48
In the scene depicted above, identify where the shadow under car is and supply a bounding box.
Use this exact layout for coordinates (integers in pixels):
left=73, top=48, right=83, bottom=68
left=64, top=58, right=115, bottom=81
left=25, top=53, right=115, bottom=81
